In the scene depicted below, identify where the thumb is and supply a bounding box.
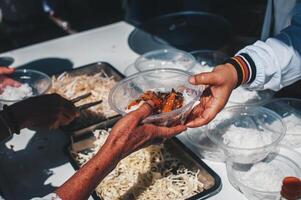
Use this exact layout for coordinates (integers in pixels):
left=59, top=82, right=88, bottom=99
left=189, top=72, right=219, bottom=86
left=121, top=101, right=154, bottom=127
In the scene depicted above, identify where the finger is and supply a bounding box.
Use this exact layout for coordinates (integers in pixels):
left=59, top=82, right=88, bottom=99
left=154, top=125, right=187, bottom=138
left=62, top=101, right=79, bottom=117
left=0, top=67, right=15, bottom=75
left=189, top=72, right=220, bottom=86
left=121, top=101, right=154, bottom=126
left=186, top=99, right=223, bottom=128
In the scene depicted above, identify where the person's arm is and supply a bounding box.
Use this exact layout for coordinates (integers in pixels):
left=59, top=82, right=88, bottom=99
left=231, top=3, right=301, bottom=91
left=186, top=3, right=301, bottom=128
left=55, top=102, right=186, bottom=200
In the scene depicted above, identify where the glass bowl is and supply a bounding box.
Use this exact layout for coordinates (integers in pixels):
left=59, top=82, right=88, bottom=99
left=226, top=146, right=301, bottom=200
left=262, top=98, right=301, bottom=149
left=189, top=50, right=228, bottom=73
left=109, top=68, right=205, bottom=126
left=184, top=127, right=225, bottom=162
left=134, top=49, right=196, bottom=72
left=206, top=106, right=286, bottom=164
left=0, top=69, right=51, bottom=106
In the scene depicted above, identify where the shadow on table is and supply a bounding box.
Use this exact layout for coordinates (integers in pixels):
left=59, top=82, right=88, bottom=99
left=0, top=129, right=72, bottom=200
left=17, top=58, right=74, bottom=76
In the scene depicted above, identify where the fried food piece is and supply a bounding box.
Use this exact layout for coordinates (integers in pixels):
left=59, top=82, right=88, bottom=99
left=128, top=89, right=184, bottom=114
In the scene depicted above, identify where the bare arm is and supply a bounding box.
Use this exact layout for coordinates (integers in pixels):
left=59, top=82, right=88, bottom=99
left=55, top=102, right=186, bottom=200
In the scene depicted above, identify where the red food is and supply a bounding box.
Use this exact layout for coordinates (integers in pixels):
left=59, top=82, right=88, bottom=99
left=281, top=176, right=301, bottom=200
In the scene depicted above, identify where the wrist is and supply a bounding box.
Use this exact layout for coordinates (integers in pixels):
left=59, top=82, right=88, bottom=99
left=95, top=137, right=124, bottom=167
left=224, top=54, right=256, bottom=88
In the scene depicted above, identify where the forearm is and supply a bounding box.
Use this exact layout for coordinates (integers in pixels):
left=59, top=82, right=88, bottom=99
left=55, top=138, right=123, bottom=200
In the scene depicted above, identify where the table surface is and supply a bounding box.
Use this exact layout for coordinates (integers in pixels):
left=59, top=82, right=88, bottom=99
left=0, top=21, right=299, bottom=200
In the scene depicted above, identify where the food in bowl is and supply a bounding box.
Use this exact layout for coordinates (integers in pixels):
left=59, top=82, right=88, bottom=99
left=226, top=146, right=301, bottom=200
left=0, top=69, right=51, bottom=106
left=109, top=69, right=204, bottom=126
left=126, top=89, right=191, bottom=114
left=263, top=98, right=301, bottom=148
left=0, top=83, right=33, bottom=101
left=206, top=106, right=286, bottom=164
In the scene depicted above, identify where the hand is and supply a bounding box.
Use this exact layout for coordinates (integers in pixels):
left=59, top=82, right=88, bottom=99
left=0, top=67, right=21, bottom=92
left=106, top=101, right=187, bottom=159
left=186, top=63, right=238, bottom=128
left=10, top=94, right=79, bottom=129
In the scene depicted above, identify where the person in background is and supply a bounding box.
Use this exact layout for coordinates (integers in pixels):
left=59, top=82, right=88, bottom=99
left=186, top=1, right=301, bottom=128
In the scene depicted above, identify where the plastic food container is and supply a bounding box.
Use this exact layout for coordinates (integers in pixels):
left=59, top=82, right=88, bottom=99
left=134, top=49, right=196, bottom=72
left=206, top=106, right=286, bottom=164
left=262, top=98, right=301, bottom=149
left=109, top=68, right=204, bottom=126
left=184, top=127, right=225, bottom=162
left=226, top=146, right=301, bottom=200
left=189, top=50, right=228, bottom=73
left=227, top=88, right=274, bottom=106
left=0, top=69, right=51, bottom=106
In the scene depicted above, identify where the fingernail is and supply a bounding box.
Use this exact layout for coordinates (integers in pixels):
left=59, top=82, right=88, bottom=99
left=189, top=76, right=195, bottom=84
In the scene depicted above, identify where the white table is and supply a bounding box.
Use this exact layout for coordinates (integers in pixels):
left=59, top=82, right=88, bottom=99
left=0, top=21, right=287, bottom=200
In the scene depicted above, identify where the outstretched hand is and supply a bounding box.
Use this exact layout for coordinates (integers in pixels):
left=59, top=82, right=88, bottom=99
left=186, top=64, right=238, bottom=128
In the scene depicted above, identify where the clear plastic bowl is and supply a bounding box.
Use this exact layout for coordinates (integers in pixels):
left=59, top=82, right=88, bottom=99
left=262, top=98, right=301, bottom=149
left=206, top=106, right=286, bottom=164
left=226, top=146, right=301, bottom=200
left=189, top=50, right=228, bottom=73
left=184, top=127, right=225, bottom=162
left=227, top=87, right=274, bottom=106
left=134, top=49, right=196, bottom=72
left=109, top=68, right=204, bottom=126
left=0, top=69, right=51, bottom=106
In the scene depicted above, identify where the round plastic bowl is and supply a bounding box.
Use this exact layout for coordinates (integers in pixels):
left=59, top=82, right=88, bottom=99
left=189, top=50, right=228, bottom=73
left=134, top=49, right=196, bottom=72
left=226, top=146, right=301, bottom=200
left=0, top=69, right=51, bottom=105
left=262, top=98, right=301, bottom=149
left=206, top=106, right=286, bottom=164
left=108, top=68, right=204, bottom=126
left=184, top=127, right=225, bottom=162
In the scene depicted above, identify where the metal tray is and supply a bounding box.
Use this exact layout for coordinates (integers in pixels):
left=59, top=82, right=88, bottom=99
left=53, top=62, right=125, bottom=136
left=67, top=117, right=222, bottom=200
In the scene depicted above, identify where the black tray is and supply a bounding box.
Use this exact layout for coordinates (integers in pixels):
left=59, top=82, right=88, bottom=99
left=54, top=62, right=125, bottom=136
left=67, top=117, right=222, bottom=200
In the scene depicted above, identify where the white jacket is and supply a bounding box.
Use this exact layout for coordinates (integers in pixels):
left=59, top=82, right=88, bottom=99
left=238, top=0, right=301, bottom=91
